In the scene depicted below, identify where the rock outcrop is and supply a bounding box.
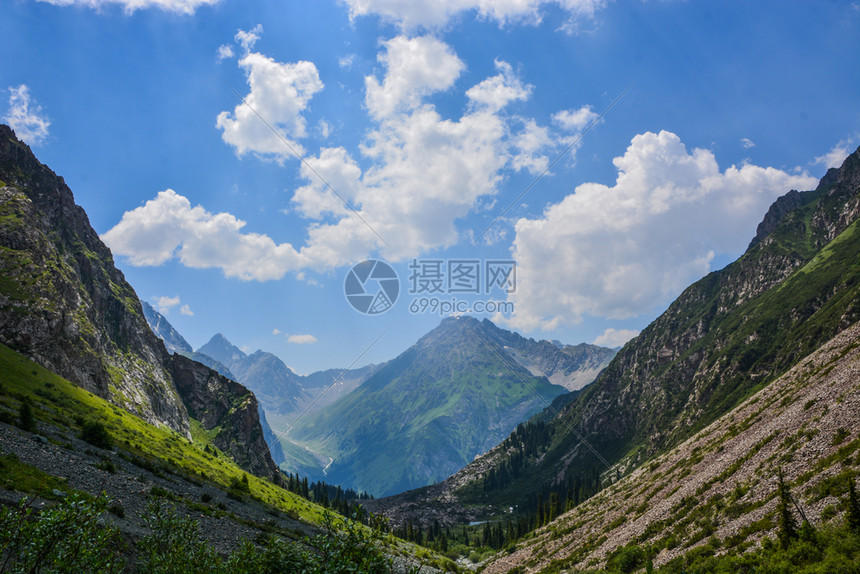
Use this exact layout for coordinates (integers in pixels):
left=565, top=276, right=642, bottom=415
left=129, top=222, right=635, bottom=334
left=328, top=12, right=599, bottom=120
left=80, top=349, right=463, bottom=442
left=170, top=354, right=280, bottom=481
left=0, top=124, right=189, bottom=435
left=0, top=124, right=279, bottom=481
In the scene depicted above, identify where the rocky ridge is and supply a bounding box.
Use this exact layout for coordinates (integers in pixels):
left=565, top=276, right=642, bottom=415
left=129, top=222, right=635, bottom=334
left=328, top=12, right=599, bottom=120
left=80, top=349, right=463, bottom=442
left=484, top=320, right=860, bottom=572
left=0, top=125, right=278, bottom=480
left=0, top=124, right=187, bottom=435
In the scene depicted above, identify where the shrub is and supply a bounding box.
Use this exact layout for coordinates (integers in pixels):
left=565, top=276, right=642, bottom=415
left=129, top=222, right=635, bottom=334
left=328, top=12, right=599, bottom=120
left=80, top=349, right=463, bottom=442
left=0, top=493, right=125, bottom=573
left=18, top=399, right=35, bottom=432
left=80, top=420, right=112, bottom=449
left=608, top=543, right=645, bottom=573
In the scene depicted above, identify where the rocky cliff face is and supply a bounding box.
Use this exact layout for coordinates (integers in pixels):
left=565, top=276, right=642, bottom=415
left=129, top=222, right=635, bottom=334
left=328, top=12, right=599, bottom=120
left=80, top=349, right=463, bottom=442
left=198, top=334, right=305, bottom=415
left=169, top=354, right=279, bottom=481
left=0, top=124, right=189, bottom=435
left=0, top=125, right=279, bottom=481
left=140, top=304, right=287, bottom=468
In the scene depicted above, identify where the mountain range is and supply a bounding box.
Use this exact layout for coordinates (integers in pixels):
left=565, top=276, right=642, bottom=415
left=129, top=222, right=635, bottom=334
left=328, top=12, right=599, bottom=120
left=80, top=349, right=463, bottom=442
left=286, top=315, right=615, bottom=496
left=146, top=303, right=615, bottom=497
left=3, top=117, right=860, bottom=572
left=366, top=144, right=860, bottom=548
left=141, top=301, right=288, bottom=467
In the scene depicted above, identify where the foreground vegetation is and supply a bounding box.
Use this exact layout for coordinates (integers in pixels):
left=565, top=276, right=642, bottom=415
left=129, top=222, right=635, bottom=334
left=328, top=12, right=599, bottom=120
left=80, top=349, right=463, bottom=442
left=0, top=493, right=404, bottom=573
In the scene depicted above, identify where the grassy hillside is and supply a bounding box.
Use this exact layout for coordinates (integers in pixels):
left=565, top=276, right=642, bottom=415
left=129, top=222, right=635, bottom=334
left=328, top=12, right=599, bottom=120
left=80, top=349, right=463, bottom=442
left=0, top=341, right=325, bottom=523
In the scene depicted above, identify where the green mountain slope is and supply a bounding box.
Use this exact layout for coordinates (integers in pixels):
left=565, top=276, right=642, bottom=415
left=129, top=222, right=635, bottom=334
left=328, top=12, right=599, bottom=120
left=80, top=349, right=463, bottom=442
left=0, top=124, right=279, bottom=481
left=369, top=146, right=860, bottom=528
left=0, top=341, right=322, bottom=522
left=483, top=319, right=860, bottom=573
left=288, top=316, right=574, bottom=496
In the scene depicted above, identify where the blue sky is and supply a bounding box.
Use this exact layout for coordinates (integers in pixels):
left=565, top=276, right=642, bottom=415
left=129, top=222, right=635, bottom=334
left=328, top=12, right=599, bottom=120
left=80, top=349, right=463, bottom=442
left=2, top=0, right=858, bottom=374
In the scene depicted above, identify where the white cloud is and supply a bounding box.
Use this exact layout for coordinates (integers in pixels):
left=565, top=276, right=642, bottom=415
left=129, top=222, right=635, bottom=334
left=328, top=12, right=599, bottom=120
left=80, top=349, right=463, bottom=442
left=364, top=36, right=464, bottom=120
left=102, top=189, right=304, bottom=281
left=216, top=27, right=323, bottom=161
left=553, top=106, right=598, bottom=132
left=465, top=60, right=532, bottom=113
left=740, top=137, right=755, bottom=149
left=235, top=24, right=263, bottom=52
left=272, top=328, right=281, bottom=335
left=37, top=0, right=218, bottom=14
left=287, top=334, right=317, bottom=344
left=216, top=44, right=234, bottom=62
left=814, top=139, right=854, bottom=169
left=180, top=304, right=194, bottom=316
left=338, top=54, right=356, bottom=69
left=510, top=118, right=551, bottom=174
left=112, top=36, right=590, bottom=278
left=593, top=328, right=639, bottom=348
left=155, top=295, right=180, bottom=314
left=340, top=0, right=605, bottom=30
left=506, top=130, right=818, bottom=330
left=287, top=36, right=580, bottom=268
left=3, top=85, right=50, bottom=146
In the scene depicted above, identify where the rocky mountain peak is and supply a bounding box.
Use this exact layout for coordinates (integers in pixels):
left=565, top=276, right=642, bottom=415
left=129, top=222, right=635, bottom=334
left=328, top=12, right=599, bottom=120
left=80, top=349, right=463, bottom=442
left=198, top=333, right=247, bottom=365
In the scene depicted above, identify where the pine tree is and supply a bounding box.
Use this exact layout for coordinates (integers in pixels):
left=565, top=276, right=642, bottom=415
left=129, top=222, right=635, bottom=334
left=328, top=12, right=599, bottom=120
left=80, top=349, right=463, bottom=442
left=847, top=478, right=860, bottom=534
left=776, top=468, right=798, bottom=549
left=18, top=399, right=35, bottom=432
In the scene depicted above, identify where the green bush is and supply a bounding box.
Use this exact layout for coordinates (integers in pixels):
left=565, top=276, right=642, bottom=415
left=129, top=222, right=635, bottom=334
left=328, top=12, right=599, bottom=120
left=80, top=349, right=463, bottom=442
left=608, top=543, right=646, bottom=573
left=0, top=493, right=125, bottom=573
left=17, top=399, right=35, bottom=432
left=80, top=420, right=112, bottom=449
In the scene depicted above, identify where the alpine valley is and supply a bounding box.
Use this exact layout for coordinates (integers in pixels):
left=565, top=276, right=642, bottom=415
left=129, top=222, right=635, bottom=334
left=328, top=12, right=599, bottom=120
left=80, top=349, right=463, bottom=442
left=2, top=119, right=860, bottom=574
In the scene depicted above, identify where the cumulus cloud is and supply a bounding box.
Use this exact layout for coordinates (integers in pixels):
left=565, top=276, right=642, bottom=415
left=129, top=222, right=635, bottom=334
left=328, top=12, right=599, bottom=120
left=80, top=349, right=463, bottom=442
left=102, top=189, right=304, bottom=281
left=364, top=36, right=464, bottom=120
left=110, top=36, right=594, bottom=278
left=506, top=130, right=818, bottom=330
left=593, top=328, right=639, bottom=348
left=814, top=139, right=854, bottom=169
left=216, top=26, right=323, bottom=160
left=466, top=60, right=532, bottom=113
left=180, top=304, right=194, bottom=316
left=154, top=295, right=180, bottom=314
left=287, top=334, right=318, bottom=344
left=740, top=137, right=755, bottom=149
left=37, top=0, right=218, bottom=14
left=272, top=328, right=281, bottom=335
left=287, top=35, right=581, bottom=268
left=3, top=85, right=50, bottom=146
left=340, top=0, right=605, bottom=30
